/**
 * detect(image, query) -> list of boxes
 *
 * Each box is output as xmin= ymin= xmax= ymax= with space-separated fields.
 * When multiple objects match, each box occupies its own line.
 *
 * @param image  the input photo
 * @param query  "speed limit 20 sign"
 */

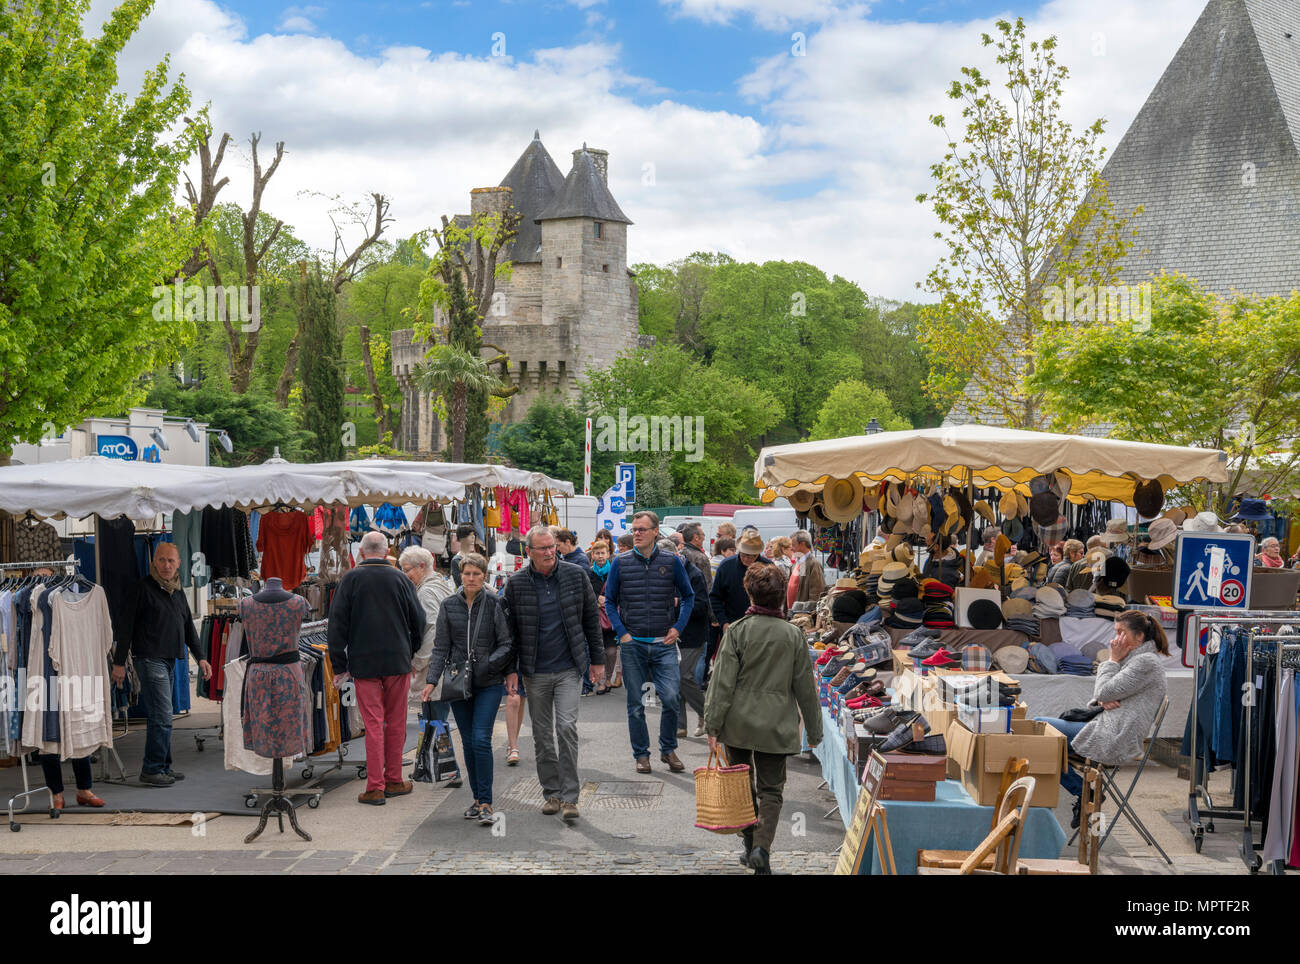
xmin=1172 ymin=532 xmax=1255 ymax=610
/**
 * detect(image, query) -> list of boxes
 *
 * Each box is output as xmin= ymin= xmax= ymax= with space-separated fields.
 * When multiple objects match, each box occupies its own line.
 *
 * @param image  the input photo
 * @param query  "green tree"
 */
xmin=142 ymin=377 xmax=309 ymax=466
xmin=499 ymin=392 xmax=616 ymax=487
xmin=810 ymin=380 xmax=911 ymax=441
xmin=1029 ymin=273 xmax=1300 ymax=512
xmin=862 ymin=300 xmax=945 ymax=428
xmin=297 ymin=265 xmax=345 ymax=461
xmin=632 ymin=251 xmax=732 ymax=355
xmin=915 ymin=16 xmax=1137 ymax=428
xmin=0 ymin=0 xmax=198 ymax=461
xmin=415 ymin=342 xmax=503 ymax=463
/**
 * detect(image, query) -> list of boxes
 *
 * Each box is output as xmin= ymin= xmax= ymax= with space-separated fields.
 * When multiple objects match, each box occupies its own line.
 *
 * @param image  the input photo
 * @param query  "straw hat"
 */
xmin=807 ymin=501 xmax=834 ymax=528
xmin=823 ymin=476 xmax=865 ymax=523
xmin=788 ymin=489 xmax=816 ymax=514
xmin=862 ymin=483 xmax=881 ymax=512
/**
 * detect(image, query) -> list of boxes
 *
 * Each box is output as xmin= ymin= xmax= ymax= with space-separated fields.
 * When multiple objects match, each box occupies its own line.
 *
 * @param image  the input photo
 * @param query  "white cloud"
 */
xmin=87 ymin=0 xmax=1206 ymax=302
xmin=277 ymin=5 xmax=325 ymax=33
xmin=659 ymin=0 xmax=871 ymax=30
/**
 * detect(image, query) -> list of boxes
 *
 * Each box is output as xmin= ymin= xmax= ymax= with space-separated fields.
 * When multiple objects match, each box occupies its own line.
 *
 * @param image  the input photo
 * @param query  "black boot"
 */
xmin=739 ymin=829 xmax=754 ymax=868
xmin=1070 ymin=796 xmax=1082 ymax=830
xmin=749 ymin=846 xmax=771 ymax=875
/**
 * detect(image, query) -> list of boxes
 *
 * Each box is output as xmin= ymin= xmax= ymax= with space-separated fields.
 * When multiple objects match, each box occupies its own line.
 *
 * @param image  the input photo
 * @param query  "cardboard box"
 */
xmin=946 ymin=719 xmax=1068 ymax=808
xmin=925 ymin=702 xmax=960 ymax=737
xmin=893 ymin=649 xmax=913 ymax=675
xmin=954 ymin=587 xmax=1003 ymax=629
xmin=957 ymin=700 xmax=1013 ymax=734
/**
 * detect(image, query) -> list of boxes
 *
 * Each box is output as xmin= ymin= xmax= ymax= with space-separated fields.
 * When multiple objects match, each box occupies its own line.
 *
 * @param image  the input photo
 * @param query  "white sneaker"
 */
xmin=694 ymin=723 xmax=706 ymax=737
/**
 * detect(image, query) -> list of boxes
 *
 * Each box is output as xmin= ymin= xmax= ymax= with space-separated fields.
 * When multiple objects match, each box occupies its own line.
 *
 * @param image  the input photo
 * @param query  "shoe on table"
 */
xmin=464 ymin=802 xmax=483 ymax=819
xmin=561 ymin=802 xmax=580 ymax=822
xmin=358 ymin=789 xmax=386 ymax=806
xmin=542 ymin=797 xmax=562 ymax=815
xmin=139 ymin=772 xmax=175 ymax=787
xmin=478 ymin=804 xmax=496 ymax=826
xmin=661 ymin=751 xmax=685 ymax=773
xmin=164 ymin=770 xmax=185 ymax=781
xmin=635 ymin=757 xmax=652 ymax=774
xmin=385 ymin=780 xmax=413 ymax=797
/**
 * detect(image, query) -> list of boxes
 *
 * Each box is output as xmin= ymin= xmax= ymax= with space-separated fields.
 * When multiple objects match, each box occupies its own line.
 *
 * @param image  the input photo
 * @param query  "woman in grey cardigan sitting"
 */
xmin=1036 ymin=609 xmax=1168 ymax=828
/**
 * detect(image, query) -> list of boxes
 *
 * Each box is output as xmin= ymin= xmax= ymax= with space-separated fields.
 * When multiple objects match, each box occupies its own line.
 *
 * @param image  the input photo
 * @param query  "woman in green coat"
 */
xmin=705 ymin=562 xmax=822 ymax=875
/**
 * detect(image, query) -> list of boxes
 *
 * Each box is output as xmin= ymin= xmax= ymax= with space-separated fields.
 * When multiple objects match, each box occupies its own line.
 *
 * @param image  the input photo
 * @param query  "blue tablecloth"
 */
xmin=812 ymin=706 xmax=1066 ymax=874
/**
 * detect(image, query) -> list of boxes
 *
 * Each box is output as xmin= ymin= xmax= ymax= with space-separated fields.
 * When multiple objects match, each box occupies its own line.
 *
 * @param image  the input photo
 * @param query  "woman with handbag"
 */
xmin=588 ymin=541 xmax=618 ymax=695
xmin=421 ymin=553 xmax=516 ymax=826
xmin=704 ymin=563 xmax=822 ymax=875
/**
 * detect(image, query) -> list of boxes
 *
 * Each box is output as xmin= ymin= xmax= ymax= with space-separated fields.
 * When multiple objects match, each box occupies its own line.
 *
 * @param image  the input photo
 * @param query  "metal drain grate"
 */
xmin=494 ymin=778 xmax=664 ymax=812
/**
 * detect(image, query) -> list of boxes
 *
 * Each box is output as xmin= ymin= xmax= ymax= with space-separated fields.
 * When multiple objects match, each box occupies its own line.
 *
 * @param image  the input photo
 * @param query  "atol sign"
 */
xmin=96 ymin=435 xmax=139 ymax=460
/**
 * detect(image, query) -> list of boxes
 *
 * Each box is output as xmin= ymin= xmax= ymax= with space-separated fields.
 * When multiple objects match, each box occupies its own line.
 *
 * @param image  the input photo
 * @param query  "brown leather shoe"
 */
xmin=635 ymin=757 xmax=652 ymax=774
xmin=661 ymin=751 xmax=685 ymax=773
xmin=358 ymin=789 xmax=387 ymax=805
xmin=561 ymin=802 xmax=580 ymax=822
xmin=384 ymin=780 xmax=413 ymax=797
xmin=542 ymin=797 xmax=562 ymax=815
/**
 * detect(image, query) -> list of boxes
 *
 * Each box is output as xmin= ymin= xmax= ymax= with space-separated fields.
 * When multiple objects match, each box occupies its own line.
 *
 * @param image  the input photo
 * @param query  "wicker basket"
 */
xmin=694 ymin=747 xmax=757 ymax=834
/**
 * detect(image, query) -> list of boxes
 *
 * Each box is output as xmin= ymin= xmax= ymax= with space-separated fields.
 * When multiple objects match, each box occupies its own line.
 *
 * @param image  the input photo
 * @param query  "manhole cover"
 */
xmin=592 ymin=782 xmax=662 ymax=798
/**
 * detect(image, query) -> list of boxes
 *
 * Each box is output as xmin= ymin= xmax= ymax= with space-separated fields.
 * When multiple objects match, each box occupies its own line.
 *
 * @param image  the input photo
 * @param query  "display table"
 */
xmin=885 ymin=627 xmax=1028 ymax=654
xmin=857 ymin=778 xmax=1067 ymax=875
xmin=811 ymin=705 xmax=858 ymax=822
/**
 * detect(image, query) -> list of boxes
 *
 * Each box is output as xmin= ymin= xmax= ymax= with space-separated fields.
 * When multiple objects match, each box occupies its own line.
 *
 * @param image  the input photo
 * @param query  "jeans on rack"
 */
xmin=137 ymin=657 xmax=174 ymax=776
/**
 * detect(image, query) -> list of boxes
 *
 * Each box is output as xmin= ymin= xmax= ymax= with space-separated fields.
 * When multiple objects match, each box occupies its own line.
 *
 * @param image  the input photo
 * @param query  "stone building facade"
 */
xmin=391 ymin=133 xmax=639 ymax=453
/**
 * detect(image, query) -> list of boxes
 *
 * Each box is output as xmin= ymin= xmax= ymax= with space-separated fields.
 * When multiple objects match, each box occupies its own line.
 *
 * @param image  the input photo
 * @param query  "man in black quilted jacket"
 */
xmin=502 ymin=526 xmax=603 ymax=822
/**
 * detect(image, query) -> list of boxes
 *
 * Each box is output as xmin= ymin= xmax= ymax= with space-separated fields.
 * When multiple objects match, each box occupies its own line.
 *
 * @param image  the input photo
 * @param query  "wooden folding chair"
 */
xmin=1018 ymin=766 xmax=1101 ymax=875
xmin=917 ymin=756 xmax=1028 ymax=871
xmin=917 ymin=776 xmax=1036 ymax=875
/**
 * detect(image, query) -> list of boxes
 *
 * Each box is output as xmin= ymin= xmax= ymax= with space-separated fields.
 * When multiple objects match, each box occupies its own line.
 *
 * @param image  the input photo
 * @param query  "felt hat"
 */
xmin=738 ymin=531 xmax=765 ymax=555
xmin=1133 ymin=479 xmax=1165 ymax=519
xmin=975 ymin=500 xmax=996 ymax=524
xmin=823 ymin=476 xmax=865 ymax=523
xmin=1030 ymin=490 xmax=1060 ymax=527
xmin=1001 ymin=517 xmax=1024 ymax=542
xmin=994 ymin=532 xmax=1014 ymax=566
xmin=1003 ymin=562 xmax=1026 ymax=583
xmin=967 ymin=598 xmax=1004 ymax=630
xmin=993 ymin=645 xmax=1029 ymax=674
xmin=928 ymin=491 xmax=947 ymax=532
xmin=1233 ymin=498 xmax=1272 ymax=522
xmin=1101 ymin=555 xmax=1131 ymax=589
xmin=1029 ymin=474 xmax=1054 ymax=495
xmin=1099 ymin=518 xmax=1129 ymax=544
xmin=940 ymin=494 xmax=961 ymax=536
xmin=788 ymin=489 xmax=816 ymax=514
xmin=970 ymin=568 xmax=997 ymax=590
xmin=1145 ymin=517 xmax=1178 ymax=551
xmin=807 ymin=501 xmax=834 ymax=529
xmin=949 ymin=489 xmax=973 ymax=525
xmin=1162 ymin=506 xmax=1188 ymax=527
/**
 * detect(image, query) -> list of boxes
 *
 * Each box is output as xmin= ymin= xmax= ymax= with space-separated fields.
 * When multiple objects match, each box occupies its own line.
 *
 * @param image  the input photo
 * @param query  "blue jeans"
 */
xmin=451 ymin=684 xmax=505 ymax=806
xmin=1036 ymin=716 xmax=1087 ymax=797
xmin=620 ymin=639 xmax=681 ymax=759
xmin=137 ymin=657 xmax=174 ymax=775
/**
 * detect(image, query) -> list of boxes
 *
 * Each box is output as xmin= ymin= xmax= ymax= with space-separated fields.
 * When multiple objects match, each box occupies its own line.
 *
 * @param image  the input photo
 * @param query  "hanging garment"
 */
xmin=48 ymin=585 xmax=114 ymax=760
xmin=317 ymin=506 xmax=352 ymax=582
xmin=222 ymin=658 xmax=294 ymax=775
xmin=238 ymin=594 xmax=312 ymax=758
xmin=172 ymin=510 xmax=205 ymax=588
xmin=256 ymin=511 xmax=314 ymax=591
xmin=374 ymin=502 xmax=407 ymax=533
xmin=96 ymin=516 xmax=140 ymax=651
xmin=14 ymin=517 xmax=60 ymax=563
xmin=1263 ymin=669 xmax=1297 ymax=864
xmin=349 ymin=506 xmax=371 ymax=538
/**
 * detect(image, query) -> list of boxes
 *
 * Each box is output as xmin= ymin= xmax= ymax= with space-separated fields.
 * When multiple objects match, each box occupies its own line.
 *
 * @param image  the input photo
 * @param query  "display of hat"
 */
xmin=967 ymin=598 xmax=1004 ymax=630
xmin=831 ymin=589 xmax=869 ymax=623
xmin=998 ymin=488 xmax=1021 ymax=518
xmin=891 ymin=576 xmax=920 ymax=600
xmin=993 ymin=645 xmax=1029 ymax=674
xmin=738 ymin=531 xmax=765 ymax=555
xmin=1100 ymin=518 xmax=1129 ymax=544
xmin=1093 ymin=594 xmax=1126 ymax=620
xmin=788 ymin=489 xmax=816 ymax=514
xmin=1145 ymin=517 xmax=1178 ymax=551
xmin=1162 ymin=507 xmax=1188 ymax=527
xmin=1029 ymin=491 xmax=1060 ymax=527
xmin=994 ymin=532 xmax=1014 ymax=566
xmin=893 ymin=597 xmax=925 ymax=624
xmin=1033 ymin=586 xmax=1067 ymax=617
xmin=962 ymin=645 xmax=992 ymax=671
xmin=1132 ymin=478 xmax=1165 ymax=518
xmin=823 ymin=476 xmax=866 ymax=523
xmin=939 ymin=494 xmax=961 ymax=536
xmin=949 ymin=489 xmax=973 ymax=524
xmin=1036 ymin=515 xmax=1067 ymax=545
xmin=975 ymin=500 xmax=995 ymax=524
xmin=970 ymin=568 xmax=997 ymax=590
xmin=1042 ymin=583 xmax=1068 ymax=605
xmin=1101 ymin=555 xmax=1131 ymax=589
xmin=1233 ymin=498 xmax=1272 ymax=522
xmin=1001 ymin=517 xmax=1024 ymax=542
xmin=1065 ymin=588 xmax=1096 ymax=612
xmin=1003 ymin=562 xmax=1026 ymax=582
xmin=1182 ymin=511 xmax=1223 ymax=532
xmin=1002 ymin=597 xmax=1033 ymax=620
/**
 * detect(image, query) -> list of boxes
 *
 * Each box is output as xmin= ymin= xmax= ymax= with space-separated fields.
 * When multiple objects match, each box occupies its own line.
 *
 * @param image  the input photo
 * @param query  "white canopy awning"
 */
xmin=306 ymin=458 xmax=575 ymax=497
xmin=755 ymin=425 xmax=1228 ymax=505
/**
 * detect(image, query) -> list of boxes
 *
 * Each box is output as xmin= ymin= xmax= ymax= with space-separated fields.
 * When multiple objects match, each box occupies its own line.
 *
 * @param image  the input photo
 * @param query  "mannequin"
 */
xmin=239 ymin=577 xmax=312 ymax=842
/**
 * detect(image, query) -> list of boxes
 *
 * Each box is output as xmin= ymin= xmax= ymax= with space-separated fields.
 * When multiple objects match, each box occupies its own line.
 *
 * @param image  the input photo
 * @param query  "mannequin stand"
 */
xmin=244 ymin=759 xmax=313 ymax=843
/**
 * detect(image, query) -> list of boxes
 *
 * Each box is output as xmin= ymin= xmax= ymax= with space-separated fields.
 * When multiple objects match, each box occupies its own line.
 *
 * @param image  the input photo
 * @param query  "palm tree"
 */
xmin=415 ymin=344 xmax=501 ymax=461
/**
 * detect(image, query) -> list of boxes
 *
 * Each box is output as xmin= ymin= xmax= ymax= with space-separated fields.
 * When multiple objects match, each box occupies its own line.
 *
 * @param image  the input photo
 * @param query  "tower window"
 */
xmin=556 ymin=256 xmax=563 ymax=269
xmin=558 ymin=360 xmax=567 ymax=379
xmin=594 ymin=221 xmax=603 ymax=239
xmin=602 ymin=264 xmax=609 ymax=273
xmin=519 ymin=361 xmax=528 ymax=380
xmin=539 ymin=360 xmax=548 ymax=379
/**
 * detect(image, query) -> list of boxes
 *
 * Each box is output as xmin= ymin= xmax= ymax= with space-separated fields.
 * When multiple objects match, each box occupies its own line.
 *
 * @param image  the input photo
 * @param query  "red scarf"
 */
xmin=745 ymin=603 xmax=785 ymax=618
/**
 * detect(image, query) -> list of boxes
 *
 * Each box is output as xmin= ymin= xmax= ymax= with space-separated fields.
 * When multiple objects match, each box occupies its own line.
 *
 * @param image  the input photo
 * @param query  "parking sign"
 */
xmin=1172 ymin=531 xmax=1255 ymax=610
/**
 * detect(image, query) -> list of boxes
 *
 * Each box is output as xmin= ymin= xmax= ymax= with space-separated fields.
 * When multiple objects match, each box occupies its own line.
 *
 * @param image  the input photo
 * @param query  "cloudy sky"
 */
xmin=91 ymin=0 xmax=1207 ymax=302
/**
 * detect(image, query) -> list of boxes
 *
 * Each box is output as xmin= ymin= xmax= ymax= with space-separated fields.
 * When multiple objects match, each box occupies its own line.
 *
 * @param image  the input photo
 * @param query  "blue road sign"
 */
xmin=1172 ymin=531 xmax=1255 ymax=609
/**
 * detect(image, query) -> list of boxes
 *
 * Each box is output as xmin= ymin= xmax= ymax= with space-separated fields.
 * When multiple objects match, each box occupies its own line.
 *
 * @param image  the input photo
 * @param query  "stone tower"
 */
xmin=391 ymin=133 xmax=639 ymax=452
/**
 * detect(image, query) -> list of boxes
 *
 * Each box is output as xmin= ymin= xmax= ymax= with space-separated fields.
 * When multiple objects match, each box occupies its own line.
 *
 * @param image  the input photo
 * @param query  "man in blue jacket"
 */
xmin=604 ymin=511 xmax=695 ymax=773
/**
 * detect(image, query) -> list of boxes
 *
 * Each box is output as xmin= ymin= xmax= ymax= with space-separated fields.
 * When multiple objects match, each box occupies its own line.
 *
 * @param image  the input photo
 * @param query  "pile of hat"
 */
xmin=884 ymin=573 xmax=923 ymax=629
xmin=1033 ymin=584 xmax=1067 ymax=619
xmin=1046 ymin=641 xmax=1092 ymax=676
xmin=1093 ymin=594 xmax=1125 ymax=620
xmin=1001 ymin=597 xmax=1039 ymax=638
xmin=1065 ymin=588 xmax=1096 ymax=618
xmin=920 ymin=579 xmax=955 ymax=629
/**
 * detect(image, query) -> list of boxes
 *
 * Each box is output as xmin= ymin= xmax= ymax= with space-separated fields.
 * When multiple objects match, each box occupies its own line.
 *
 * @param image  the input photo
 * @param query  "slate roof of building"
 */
xmin=497 ymin=132 xmax=566 ymax=263
xmin=535 ymin=148 xmax=632 ymax=225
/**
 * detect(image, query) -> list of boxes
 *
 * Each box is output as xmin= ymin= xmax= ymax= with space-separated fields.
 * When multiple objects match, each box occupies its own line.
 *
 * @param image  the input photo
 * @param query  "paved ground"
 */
xmin=0 ymin=686 xmax=1282 ymax=874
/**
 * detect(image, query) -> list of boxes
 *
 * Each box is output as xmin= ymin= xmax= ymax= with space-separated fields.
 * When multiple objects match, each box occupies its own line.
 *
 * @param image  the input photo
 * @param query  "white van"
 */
xmin=730 ymin=507 xmax=800 ymax=547
xmin=660 ymin=515 xmax=726 ymax=554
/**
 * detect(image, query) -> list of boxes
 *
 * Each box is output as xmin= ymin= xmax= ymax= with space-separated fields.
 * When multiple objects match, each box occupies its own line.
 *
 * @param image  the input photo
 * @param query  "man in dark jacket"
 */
xmin=680 ymin=522 xmax=713 ymax=591
xmin=110 ymin=543 xmax=212 ymax=786
xmin=502 ymin=526 xmax=603 ymax=821
xmin=604 ymin=512 xmax=696 ymax=773
xmin=328 ymin=532 xmax=426 ymax=805
xmin=675 ymin=542 xmax=711 ymax=739
xmin=709 ymin=529 xmax=774 ymax=634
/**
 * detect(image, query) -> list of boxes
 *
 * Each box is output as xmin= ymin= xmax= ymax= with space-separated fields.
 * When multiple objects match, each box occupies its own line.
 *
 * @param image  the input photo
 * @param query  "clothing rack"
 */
xmin=294 ymin=619 xmax=368 ymax=784
xmin=1185 ymin=610 xmax=1300 ymax=873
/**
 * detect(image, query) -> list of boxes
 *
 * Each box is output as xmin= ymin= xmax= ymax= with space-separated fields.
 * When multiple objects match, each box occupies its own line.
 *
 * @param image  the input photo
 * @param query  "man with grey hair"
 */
xmin=787 ymin=529 xmax=826 ymax=609
xmin=329 ymin=530 xmax=426 ymax=805
xmin=679 ymin=522 xmax=712 ymax=591
xmin=502 ymin=525 xmax=603 ymax=821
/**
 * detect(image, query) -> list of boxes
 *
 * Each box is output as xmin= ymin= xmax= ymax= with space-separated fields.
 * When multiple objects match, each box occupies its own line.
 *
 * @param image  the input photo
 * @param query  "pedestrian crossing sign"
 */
xmin=1172 ymin=531 xmax=1255 ymax=610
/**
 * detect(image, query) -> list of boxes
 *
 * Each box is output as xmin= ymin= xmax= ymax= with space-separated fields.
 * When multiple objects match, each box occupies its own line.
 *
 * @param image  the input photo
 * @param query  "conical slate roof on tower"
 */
xmin=1099 ymin=0 xmax=1300 ymax=298
xmin=498 ymin=131 xmax=566 ymax=263
xmin=536 ymin=148 xmax=632 ymax=224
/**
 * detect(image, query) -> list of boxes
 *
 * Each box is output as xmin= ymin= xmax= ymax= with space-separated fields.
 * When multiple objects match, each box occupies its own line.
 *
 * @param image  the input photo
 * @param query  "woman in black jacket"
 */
xmin=421 ymin=554 xmax=515 ymax=826
xmin=588 ymin=540 xmax=618 ymax=694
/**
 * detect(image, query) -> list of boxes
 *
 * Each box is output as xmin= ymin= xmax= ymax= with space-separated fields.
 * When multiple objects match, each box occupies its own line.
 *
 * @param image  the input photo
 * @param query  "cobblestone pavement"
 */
xmin=411 ymin=849 xmax=837 ymax=874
